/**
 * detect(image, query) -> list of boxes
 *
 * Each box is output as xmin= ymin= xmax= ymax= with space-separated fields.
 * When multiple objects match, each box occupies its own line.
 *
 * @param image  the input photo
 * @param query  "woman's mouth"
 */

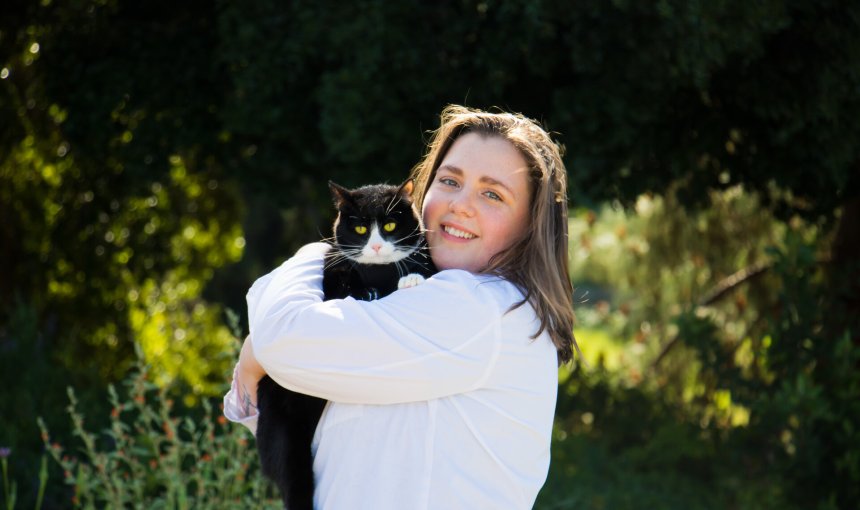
xmin=442 ymin=225 xmax=477 ymax=240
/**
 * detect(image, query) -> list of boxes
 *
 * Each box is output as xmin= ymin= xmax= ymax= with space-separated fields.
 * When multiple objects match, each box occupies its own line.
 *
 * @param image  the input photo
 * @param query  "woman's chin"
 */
xmin=430 ymin=250 xmax=484 ymax=273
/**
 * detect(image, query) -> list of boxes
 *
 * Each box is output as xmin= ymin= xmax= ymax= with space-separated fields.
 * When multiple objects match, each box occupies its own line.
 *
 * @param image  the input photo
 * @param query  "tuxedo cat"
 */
xmin=255 ymin=179 xmax=436 ymax=510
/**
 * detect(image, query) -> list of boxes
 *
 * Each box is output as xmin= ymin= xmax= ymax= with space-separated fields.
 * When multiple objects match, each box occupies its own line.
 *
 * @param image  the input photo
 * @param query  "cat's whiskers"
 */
xmin=384 ymin=194 xmax=405 ymax=216
xmin=391 ymin=227 xmax=423 ymax=245
xmin=323 ymin=257 xmax=351 ymax=270
xmin=395 ymin=260 xmax=408 ymax=278
xmin=400 ymin=254 xmax=425 ymax=268
xmin=326 ymin=253 xmax=360 ymax=266
xmin=323 ymin=246 xmax=365 ymax=268
xmin=330 ymin=242 xmax=365 ymax=252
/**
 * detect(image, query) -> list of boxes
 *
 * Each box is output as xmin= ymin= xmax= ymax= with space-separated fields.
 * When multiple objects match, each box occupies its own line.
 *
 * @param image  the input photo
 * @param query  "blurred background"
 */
xmin=2 ymin=0 xmax=859 ymax=508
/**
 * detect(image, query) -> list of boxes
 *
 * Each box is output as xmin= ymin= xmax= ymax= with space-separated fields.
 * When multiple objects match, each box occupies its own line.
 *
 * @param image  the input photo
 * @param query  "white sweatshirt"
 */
xmin=223 ymin=243 xmax=558 ymax=509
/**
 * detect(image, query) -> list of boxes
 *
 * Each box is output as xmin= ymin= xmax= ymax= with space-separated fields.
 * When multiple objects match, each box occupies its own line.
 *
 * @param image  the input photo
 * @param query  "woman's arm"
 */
xmin=222 ymin=336 xmax=265 ymax=433
xmin=237 ymin=335 xmax=265 ymax=413
xmin=248 ymin=244 xmax=504 ymax=405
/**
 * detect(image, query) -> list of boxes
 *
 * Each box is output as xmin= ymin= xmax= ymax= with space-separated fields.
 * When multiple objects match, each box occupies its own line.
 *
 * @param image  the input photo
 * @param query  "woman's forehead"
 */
xmin=438 ymin=134 xmax=529 ymax=187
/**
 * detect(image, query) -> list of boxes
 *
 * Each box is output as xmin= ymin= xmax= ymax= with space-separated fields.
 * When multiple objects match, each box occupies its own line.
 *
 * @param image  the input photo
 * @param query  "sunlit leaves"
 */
xmin=128 ymin=273 xmax=236 ymax=404
xmin=568 ymin=184 xmax=822 ymax=413
xmin=1 ymin=108 xmax=244 ymax=390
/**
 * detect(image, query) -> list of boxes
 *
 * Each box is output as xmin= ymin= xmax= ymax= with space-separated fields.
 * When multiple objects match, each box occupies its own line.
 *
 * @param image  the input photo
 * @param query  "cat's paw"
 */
xmin=398 ymin=274 xmax=426 ymax=289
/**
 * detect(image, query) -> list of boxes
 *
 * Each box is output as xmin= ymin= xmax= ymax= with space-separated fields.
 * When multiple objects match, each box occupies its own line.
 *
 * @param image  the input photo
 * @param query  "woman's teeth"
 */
xmin=444 ymin=226 xmax=476 ymax=239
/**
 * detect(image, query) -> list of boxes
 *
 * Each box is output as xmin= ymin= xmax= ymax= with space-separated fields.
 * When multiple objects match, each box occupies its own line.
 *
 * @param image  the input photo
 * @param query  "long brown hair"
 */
xmin=410 ymin=105 xmax=579 ymax=364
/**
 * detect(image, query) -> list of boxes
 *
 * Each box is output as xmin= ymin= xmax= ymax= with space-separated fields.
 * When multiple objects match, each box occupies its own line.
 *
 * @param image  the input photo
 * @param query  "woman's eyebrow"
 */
xmin=437 ymin=164 xmax=463 ymax=176
xmin=479 ymin=175 xmax=516 ymax=198
xmin=438 ymin=165 xmax=517 ymax=197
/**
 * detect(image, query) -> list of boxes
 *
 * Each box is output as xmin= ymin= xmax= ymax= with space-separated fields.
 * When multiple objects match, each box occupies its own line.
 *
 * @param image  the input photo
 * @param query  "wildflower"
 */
xmin=163 ymin=422 xmax=175 ymax=440
xmin=217 ymin=415 xmax=227 ymax=426
xmin=0 ymin=447 xmax=10 ymax=458
xmin=111 ymin=407 xmax=121 ymax=418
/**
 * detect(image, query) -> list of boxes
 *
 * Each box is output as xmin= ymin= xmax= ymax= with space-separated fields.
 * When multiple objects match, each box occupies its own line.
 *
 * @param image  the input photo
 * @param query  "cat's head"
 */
xmin=329 ymin=180 xmax=424 ymax=265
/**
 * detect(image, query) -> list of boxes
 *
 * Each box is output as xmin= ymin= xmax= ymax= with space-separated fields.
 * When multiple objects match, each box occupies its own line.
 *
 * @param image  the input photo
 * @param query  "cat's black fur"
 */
xmin=255 ymin=180 xmax=436 ymax=510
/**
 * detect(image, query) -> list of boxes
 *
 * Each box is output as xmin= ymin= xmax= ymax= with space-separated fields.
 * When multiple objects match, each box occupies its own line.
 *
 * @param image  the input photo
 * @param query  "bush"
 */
xmin=37 ymin=347 xmax=280 ymax=509
xmin=537 ymin=361 xmax=757 ymax=510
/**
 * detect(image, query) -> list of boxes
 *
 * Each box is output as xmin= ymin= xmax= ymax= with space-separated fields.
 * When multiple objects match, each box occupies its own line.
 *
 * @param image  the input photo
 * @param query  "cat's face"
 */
xmin=330 ymin=181 xmax=424 ymax=265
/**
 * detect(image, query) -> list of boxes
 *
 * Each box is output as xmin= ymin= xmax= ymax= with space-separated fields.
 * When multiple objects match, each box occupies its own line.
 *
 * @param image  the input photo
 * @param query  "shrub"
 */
xmin=37 ymin=348 xmax=280 ymax=509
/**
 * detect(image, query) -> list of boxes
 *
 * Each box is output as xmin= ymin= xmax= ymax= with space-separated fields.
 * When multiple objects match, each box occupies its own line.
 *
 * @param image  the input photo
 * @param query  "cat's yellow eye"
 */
xmin=383 ymin=222 xmax=396 ymax=232
xmin=355 ymin=225 xmax=367 ymax=235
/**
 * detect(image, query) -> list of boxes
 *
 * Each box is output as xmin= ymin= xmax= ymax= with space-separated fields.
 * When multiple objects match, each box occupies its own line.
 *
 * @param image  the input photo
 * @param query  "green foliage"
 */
xmin=0 ymin=132 xmax=245 ymax=406
xmin=0 ymin=450 xmax=46 ymax=510
xmin=37 ymin=349 xmax=281 ymax=509
xmin=0 ymin=298 xmax=87 ymax=510
xmin=555 ymin=186 xmax=860 ymax=508
xmin=215 ymin=0 xmax=860 ymax=215
xmin=1 ymin=0 xmax=246 ymax=389
xmin=569 ymin=185 xmax=798 ymax=404
xmin=537 ymin=364 xmax=736 ymax=510
xmin=711 ymin=240 xmax=860 ymax=508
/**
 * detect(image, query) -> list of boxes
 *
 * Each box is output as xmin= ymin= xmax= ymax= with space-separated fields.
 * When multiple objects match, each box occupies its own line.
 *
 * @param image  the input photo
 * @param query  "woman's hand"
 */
xmin=237 ymin=335 xmax=266 ymax=416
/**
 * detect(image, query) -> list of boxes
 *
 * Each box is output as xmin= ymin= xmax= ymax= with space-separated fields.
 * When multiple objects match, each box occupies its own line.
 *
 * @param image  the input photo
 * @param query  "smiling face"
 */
xmin=422 ymin=132 xmax=532 ymax=273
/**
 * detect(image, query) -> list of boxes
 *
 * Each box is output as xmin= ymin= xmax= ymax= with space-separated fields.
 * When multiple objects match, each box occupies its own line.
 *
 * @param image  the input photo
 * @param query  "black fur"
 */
xmin=255 ymin=180 xmax=436 ymax=509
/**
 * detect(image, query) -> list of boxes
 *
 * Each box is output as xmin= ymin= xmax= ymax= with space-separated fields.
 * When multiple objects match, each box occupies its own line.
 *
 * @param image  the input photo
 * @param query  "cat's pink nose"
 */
xmin=371 ymin=244 xmax=382 ymax=253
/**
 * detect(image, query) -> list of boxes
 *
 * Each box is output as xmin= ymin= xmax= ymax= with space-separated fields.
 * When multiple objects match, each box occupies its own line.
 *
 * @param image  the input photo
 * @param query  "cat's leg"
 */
xmin=398 ymin=274 xmax=426 ymax=289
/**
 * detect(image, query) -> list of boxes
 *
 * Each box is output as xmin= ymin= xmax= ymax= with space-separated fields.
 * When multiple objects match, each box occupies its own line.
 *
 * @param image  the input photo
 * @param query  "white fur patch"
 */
xmin=355 ymin=224 xmax=412 ymax=264
xmin=397 ymin=274 xmax=426 ymax=289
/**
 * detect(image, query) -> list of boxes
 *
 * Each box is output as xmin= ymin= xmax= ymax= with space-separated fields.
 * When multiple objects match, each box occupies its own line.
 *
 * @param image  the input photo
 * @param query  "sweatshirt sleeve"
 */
xmin=248 ymin=243 xmax=503 ymax=405
xmin=222 ymin=363 xmax=258 ymax=434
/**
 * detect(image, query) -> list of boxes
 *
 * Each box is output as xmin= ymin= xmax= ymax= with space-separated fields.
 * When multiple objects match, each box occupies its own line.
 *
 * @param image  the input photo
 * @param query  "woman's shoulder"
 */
xmin=428 ymin=269 xmax=526 ymax=308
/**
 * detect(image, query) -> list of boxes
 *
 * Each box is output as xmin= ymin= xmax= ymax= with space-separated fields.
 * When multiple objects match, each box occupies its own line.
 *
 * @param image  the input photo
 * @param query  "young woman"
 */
xmin=224 ymin=105 xmax=578 ymax=509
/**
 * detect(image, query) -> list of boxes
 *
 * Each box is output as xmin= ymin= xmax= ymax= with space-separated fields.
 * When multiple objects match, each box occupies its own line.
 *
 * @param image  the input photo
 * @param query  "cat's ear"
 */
xmin=397 ymin=179 xmax=414 ymax=198
xmin=329 ymin=181 xmax=353 ymax=206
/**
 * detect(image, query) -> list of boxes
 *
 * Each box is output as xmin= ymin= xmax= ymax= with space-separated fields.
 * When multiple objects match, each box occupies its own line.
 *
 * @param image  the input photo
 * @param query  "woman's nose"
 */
xmin=449 ymin=192 xmax=476 ymax=217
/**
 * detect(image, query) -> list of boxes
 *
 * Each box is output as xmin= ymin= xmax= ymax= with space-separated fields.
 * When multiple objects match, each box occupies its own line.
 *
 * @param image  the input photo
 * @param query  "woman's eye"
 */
xmin=484 ymin=190 xmax=502 ymax=201
xmin=383 ymin=222 xmax=396 ymax=232
xmin=355 ymin=225 xmax=367 ymax=235
xmin=439 ymin=177 xmax=458 ymax=187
